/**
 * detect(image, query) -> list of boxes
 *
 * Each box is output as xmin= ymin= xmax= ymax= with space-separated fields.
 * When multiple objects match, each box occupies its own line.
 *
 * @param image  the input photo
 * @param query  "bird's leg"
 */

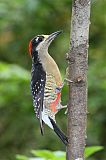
xmin=55 ymin=67 xmax=73 ymax=114
xmin=60 ymin=105 xmax=67 ymax=109
xmin=56 ymin=104 xmax=68 ymax=114
xmin=60 ymin=105 xmax=67 ymax=108
xmin=56 ymin=67 xmax=73 ymax=114
xmin=60 ymin=104 xmax=68 ymax=114
xmin=64 ymin=78 xmax=73 ymax=84
xmin=56 ymin=104 xmax=67 ymax=110
xmin=64 ymin=67 xmax=73 ymax=85
xmin=62 ymin=105 xmax=68 ymax=114
xmin=64 ymin=108 xmax=68 ymax=114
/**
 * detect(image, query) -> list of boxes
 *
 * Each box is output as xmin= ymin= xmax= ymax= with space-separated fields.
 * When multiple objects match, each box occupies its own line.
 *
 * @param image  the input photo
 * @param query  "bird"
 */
xmin=28 ymin=30 xmax=68 ymax=145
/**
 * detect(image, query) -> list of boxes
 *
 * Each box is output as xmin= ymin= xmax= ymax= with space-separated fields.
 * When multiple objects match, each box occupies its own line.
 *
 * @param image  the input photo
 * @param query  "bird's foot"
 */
xmin=56 ymin=104 xmax=67 ymax=110
xmin=57 ymin=105 xmax=68 ymax=115
xmin=64 ymin=108 xmax=68 ymax=114
xmin=64 ymin=78 xmax=73 ymax=84
xmin=60 ymin=105 xmax=67 ymax=109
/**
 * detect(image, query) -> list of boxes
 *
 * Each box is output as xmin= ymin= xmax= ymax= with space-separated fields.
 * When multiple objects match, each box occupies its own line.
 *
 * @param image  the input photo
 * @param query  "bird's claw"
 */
xmin=64 ymin=78 xmax=73 ymax=83
xmin=64 ymin=108 xmax=68 ymax=114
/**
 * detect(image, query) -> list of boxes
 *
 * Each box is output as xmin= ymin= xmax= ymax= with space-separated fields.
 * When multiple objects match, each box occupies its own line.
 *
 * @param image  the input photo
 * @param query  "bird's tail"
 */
xmin=49 ymin=117 xmax=68 ymax=145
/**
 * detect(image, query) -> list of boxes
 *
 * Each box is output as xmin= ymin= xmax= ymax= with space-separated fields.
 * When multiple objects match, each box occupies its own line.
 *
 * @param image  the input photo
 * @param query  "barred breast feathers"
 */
xmin=44 ymin=74 xmax=57 ymax=101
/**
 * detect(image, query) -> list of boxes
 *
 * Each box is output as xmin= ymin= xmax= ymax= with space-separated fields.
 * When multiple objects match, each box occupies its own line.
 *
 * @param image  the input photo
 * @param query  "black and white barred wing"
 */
xmin=31 ymin=64 xmax=46 ymax=134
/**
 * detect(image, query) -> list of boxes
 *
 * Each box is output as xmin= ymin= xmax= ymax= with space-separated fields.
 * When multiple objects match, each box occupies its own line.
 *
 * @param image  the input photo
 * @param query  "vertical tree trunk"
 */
xmin=66 ymin=0 xmax=91 ymax=160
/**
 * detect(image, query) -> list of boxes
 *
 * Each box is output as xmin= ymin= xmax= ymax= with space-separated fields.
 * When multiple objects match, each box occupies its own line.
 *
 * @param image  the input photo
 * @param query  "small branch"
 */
xmin=66 ymin=0 xmax=91 ymax=160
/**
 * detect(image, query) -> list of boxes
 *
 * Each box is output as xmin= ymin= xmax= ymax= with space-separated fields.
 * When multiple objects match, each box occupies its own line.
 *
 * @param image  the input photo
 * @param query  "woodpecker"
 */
xmin=29 ymin=31 xmax=68 ymax=145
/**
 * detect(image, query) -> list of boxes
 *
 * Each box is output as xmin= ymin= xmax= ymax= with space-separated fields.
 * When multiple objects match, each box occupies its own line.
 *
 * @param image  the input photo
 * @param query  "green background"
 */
xmin=0 ymin=0 xmax=106 ymax=159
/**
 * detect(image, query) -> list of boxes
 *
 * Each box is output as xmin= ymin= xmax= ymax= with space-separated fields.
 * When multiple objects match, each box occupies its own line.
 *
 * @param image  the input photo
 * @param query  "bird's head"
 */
xmin=28 ymin=30 xmax=62 ymax=56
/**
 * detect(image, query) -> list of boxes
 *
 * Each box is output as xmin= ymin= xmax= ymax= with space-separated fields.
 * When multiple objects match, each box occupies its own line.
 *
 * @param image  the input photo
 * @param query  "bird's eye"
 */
xmin=33 ymin=36 xmax=44 ymax=43
xmin=38 ymin=36 xmax=44 ymax=42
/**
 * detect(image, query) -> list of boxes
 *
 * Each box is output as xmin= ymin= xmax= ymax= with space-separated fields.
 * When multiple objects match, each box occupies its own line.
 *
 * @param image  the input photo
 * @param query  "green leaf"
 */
xmin=31 ymin=150 xmax=55 ymax=159
xmin=31 ymin=150 xmax=66 ymax=160
xmin=0 ymin=62 xmax=30 ymax=81
xmin=84 ymin=146 xmax=103 ymax=158
xmin=16 ymin=154 xmax=29 ymax=160
xmin=53 ymin=151 xmax=65 ymax=160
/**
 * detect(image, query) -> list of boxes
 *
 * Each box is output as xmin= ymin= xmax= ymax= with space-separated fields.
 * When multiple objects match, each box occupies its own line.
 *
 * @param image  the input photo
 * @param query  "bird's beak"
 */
xmin=45 ymin=30 xmax=62 ymax=45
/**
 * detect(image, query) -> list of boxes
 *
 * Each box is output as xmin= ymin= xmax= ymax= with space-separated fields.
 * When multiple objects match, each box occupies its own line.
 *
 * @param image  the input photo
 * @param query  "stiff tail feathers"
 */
xmin=49 ymin=117 xmax=68 ymax=145
xmin=39 ymin=100 xmax=44 ymax=135
xmin=40 ymin=120 xmax=44 ymax=135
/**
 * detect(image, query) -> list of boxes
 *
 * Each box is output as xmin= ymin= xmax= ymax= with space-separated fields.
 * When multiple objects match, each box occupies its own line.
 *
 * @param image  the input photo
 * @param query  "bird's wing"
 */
xmin=31 ymin=64 xmax=46 ymax=135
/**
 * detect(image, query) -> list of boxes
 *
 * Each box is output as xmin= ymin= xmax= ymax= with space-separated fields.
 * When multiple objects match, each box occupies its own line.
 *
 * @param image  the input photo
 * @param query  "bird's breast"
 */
xmin=44 ymin=73 xmax=61 ymax=114
xmin=38 ymin=52 xmax=62 ymax=86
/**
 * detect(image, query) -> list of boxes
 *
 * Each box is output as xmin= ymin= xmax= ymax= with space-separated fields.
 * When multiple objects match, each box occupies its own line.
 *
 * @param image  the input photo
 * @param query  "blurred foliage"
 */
xmin=16 ymin=146 xmax=103 ymax=160
xmin=0 ymin=0 xmax=106 ymax=160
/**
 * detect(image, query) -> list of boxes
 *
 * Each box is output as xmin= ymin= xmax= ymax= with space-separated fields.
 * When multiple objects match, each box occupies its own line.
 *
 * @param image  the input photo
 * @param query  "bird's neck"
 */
xmin=32 ymin=50 xmax=40 ymax=65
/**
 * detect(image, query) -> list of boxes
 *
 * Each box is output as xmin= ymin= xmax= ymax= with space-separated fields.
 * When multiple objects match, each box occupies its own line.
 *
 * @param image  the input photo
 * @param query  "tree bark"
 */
xmin=66 ymin=0 xmax=91 ymax=160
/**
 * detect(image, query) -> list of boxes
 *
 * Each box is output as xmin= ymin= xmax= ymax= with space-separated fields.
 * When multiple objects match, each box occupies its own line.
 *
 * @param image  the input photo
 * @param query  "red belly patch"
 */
xmin=50 ymin=92 xmax=61 ymax=113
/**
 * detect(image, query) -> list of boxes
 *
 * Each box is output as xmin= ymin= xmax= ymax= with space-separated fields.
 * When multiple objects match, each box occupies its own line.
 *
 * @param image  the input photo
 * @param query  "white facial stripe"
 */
xmin=36 ymin=37 xmax=39 ymax=41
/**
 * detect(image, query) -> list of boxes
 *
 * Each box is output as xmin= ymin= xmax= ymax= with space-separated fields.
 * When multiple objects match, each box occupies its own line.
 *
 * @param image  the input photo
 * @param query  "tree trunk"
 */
xmin=66 ymin=0 xmax=91 ymax=160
